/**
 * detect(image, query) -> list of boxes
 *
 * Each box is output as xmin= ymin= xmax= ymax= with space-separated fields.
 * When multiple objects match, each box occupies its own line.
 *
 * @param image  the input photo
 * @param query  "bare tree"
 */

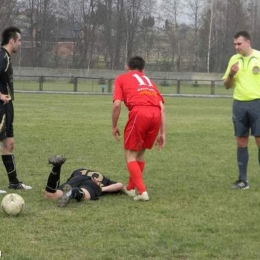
xmin=247 ymin=0 xmax=260 ymax=49
xmin=206 ymin=0 xmax=214 ymax=73
xmin=139 ymin=0 xmax=157 ymax=64
xmin=59 ymin=0 xmax=102 ymax=68
xmin=185 ymin=0 xmax=205 ymax=71
xmin=6 ymin=0 xmax=254 ymax=72
xmin=0 ymin=0 xmax=16 ymax=30
xmin=198 ymin=0 xmax=249 ymax=72
xmin=161 ymin=0 xmax=184 ymax=71
xmin=17 ymin=0 xmax=58 ymax=66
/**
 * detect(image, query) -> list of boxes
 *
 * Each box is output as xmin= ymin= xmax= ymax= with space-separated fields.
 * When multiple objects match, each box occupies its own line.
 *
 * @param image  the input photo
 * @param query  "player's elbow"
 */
xmin=113 ymin=100 xmax=121 ymax=108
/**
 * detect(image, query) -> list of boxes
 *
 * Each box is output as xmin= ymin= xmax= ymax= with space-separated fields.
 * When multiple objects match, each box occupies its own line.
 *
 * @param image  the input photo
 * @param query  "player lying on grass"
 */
xmin=44 ymin=155 xmax=123 ymax=207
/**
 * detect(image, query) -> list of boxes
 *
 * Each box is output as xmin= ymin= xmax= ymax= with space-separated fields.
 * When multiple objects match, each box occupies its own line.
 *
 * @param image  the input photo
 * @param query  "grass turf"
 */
xmin=0 ymin=94 xmax=259 ymax=260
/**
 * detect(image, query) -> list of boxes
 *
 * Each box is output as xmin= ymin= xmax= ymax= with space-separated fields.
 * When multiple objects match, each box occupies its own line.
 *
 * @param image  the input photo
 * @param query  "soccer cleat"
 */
xmin=8 ymin=182 xmax=32 ymax=190
xmin=122 ymin=186 xmax=136 ymax=197
xmin=0 ymin=189 xmax=7 ymax=194
xmin=133 ymin=191 xmax=149 ymax=201
xmin=48 ymin=155 xmax=67 ymax=166
xmin=232 ymin=180 xmax=249 ymax=189
xmin=57 ymin=184 xmax=71 ymax=207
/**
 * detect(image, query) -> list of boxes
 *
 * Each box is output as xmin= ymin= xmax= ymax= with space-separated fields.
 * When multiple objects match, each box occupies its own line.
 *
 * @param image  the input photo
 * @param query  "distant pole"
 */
xmin=18 ymin=44 xmax=22 ymax=78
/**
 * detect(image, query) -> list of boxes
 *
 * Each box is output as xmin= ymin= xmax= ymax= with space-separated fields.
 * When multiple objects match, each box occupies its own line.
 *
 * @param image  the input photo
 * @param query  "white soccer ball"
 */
xmin=1 ymin=193 xmax=25 ymax=216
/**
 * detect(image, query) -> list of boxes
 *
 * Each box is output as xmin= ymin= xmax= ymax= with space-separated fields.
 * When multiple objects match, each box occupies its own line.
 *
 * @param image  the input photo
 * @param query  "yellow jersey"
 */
xmin=222 ymin=49 xmax=260 ymax=101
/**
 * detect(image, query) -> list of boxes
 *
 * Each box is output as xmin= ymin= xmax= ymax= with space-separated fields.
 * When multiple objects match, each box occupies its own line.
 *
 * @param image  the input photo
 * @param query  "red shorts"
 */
xmin=124 ymin=106 xmax=161 ymax=151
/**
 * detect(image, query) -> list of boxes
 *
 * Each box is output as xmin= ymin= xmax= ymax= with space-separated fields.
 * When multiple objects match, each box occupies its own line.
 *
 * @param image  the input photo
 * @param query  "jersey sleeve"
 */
xmin=222 ymin=55 xmax=238 ymax=80
xmin=101 ymin=175 xmax=117 ymax=186
xmin=0 ymin=52 xmax=7 ymax=75
xmin=222 ymin=62 xmax=232 ymax=80
xmin=113 ymin=75 xmax=124 ymax=101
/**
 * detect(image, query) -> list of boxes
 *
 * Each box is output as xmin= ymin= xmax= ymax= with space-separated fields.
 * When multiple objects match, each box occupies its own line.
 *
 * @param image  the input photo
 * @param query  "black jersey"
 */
xmin=59 ymin=168 xmax=117 ymax=200
xmin=67 ymin=168 xmax=116 ymax=187
xmin=0 ymin=47 xmax=14 ymax=100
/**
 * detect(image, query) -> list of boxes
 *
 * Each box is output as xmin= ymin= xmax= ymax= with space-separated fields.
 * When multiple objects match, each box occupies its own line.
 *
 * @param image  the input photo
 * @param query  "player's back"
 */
xmin=114 ymin=70 xmax=162 ymax=110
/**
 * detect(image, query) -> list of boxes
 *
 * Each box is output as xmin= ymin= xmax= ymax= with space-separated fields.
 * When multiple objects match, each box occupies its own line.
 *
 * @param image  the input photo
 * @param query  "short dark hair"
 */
xmin=128 ymin=56 xmax=145 ymax=71
xmin=234 ymin=31 xmax=251 ymax=41
xmin=1 ymin=27 xmax=21 ymax=46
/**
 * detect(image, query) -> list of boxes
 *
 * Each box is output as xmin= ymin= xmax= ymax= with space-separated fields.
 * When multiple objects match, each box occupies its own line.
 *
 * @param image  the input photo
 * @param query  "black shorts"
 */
xmin=0 ymin=101 xmax=14 ymax=141
xmin=232 ymin=99 xmax=260 ymax=136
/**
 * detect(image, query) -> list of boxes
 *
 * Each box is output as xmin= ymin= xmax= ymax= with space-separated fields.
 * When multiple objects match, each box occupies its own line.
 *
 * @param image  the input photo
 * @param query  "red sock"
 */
xmin=137 ymin=161 xmax=145 ymax=172
xmin=127 ymin=161 xmax=146 ymax=194
xmin=126 ymin=175 xmax=135 ymax=190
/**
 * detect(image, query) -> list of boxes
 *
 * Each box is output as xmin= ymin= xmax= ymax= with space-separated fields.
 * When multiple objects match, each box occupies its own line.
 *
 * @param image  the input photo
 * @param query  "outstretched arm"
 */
xmin=101 ymin=182 xmax=123 ymax=193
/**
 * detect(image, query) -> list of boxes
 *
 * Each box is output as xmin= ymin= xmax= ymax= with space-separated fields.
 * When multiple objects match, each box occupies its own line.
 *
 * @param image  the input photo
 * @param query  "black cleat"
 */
xmin=57 ymin=184 xmax=71 ymax=207
xmin=232 ymin=180 xmax=249 ymax=189
xmin=8 ymin=182 xmax=32 ymax=190
xmin=48 ymin=155 xmax=67 ymax=166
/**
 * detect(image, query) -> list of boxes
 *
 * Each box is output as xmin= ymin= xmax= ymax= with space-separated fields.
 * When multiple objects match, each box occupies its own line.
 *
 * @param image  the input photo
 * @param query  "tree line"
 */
xmin=0 ymin=0 xmax=259 ymax=72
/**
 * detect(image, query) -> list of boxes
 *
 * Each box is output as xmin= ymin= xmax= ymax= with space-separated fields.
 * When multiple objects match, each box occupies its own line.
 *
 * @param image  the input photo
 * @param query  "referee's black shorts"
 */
xmin=232 ymin=99 xmax=260 ymax=136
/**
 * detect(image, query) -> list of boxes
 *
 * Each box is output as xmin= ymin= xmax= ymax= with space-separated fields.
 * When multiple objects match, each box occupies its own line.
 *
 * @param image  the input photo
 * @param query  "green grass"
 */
xmin=0 ymin=94 xmax=259 ymax=259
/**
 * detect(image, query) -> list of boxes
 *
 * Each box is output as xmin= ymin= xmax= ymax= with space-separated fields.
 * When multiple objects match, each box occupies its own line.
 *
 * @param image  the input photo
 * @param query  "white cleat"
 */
xmin=0 ymin=189 xmax=7 ymax=194
xmin=122 ymin=186 xmax=136 ymax=197
xmin=133 ymin=191 xmax=149 ymax=201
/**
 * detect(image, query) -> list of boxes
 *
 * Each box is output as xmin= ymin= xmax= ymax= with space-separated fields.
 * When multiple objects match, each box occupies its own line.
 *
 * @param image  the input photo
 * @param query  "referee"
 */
xmin=223 ymin=31 xmax=260 ymax=189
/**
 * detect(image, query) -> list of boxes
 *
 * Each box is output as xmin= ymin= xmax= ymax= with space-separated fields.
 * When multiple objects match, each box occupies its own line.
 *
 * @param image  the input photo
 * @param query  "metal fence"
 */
xmin=14 ymin=75 xmax=232 ymax=97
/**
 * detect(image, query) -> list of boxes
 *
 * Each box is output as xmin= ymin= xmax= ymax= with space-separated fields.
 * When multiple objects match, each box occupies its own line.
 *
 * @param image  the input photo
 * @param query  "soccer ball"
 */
xmin=1 ymin=193 xmax=25 ymax=216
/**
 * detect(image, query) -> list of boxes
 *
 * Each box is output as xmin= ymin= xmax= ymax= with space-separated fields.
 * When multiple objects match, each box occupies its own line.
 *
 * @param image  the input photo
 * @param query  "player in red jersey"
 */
xmin=112 ymin=56 xmax=166 ymax=201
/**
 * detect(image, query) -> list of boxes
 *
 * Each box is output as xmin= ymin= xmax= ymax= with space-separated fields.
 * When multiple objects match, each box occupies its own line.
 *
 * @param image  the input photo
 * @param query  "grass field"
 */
xmin=1 ymin=93 xmax=260 ymax=260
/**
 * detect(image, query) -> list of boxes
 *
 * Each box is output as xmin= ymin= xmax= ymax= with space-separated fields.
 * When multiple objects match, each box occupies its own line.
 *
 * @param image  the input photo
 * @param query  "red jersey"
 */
xmin=113 ymin=71 xmax=164 ymax=110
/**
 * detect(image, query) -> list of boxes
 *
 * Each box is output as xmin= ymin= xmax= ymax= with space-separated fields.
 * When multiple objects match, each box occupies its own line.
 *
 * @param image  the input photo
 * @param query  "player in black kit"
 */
xmin=0 ymin=27 xmax=32 ymax=194
xmin=44 ymin=155 xmax=124 ymax=207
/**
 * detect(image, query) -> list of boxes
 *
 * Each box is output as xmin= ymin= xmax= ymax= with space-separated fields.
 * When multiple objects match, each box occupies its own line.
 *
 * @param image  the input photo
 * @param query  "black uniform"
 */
xmin=58 ymin=168 xmax=117 ymax=200
xmin=0 ymin=47 xmax=14 ymax=141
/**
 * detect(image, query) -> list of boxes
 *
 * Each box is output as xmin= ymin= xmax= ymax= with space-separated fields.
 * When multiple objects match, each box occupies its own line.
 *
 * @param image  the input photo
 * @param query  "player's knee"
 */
xmin=72 ymin=187 xmax=85 ymax=202
xmin=44 ymin=190 xmax=62 ymax=200
xmin=44 ymin=191 xmax=55 ymax=200
xmin=236 ymin=136 xmax=248 ymax=147
xmin=9 ymin=141 xmax=15 ymax=152
xmin=2 ymin=140 xmax=15 ymax=153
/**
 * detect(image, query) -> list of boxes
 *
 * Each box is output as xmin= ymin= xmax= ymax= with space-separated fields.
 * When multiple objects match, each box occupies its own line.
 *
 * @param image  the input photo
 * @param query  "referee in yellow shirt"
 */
xmin=223 ymin=31 xmax=260 ymax=189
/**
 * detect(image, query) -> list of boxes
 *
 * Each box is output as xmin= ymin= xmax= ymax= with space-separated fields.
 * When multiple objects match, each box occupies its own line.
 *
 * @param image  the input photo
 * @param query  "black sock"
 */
xmin=237 ymin=147 xmax=248 ymax=182
xmin=69 ymin=187 xmax=84 ymax=201
xmin=2 ymin=154 xmax=19 ymax=184
xmin=45 ymin=165 xmax=61 ymax=193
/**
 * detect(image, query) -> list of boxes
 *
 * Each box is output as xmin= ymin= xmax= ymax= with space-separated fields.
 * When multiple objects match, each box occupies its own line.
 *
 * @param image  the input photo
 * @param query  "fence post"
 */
xmin=39 ymin=76 xmax=44 ymax=91
xmin=177 ymin=80 xmax=181 ymax=94
xmin=74 ymin=77 xmax=78 ymax=92
xmin=107 ymin=79 xmax=112 ymax=93
xmin=211 ymin=80 xmax=215 ymax=95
